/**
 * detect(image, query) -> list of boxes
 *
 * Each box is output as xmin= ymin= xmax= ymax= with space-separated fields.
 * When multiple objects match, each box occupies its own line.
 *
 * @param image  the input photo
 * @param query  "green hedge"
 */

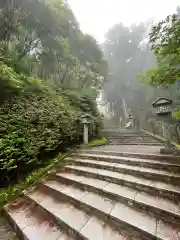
xmin=0 ymin=63 xmax=102 ymax=186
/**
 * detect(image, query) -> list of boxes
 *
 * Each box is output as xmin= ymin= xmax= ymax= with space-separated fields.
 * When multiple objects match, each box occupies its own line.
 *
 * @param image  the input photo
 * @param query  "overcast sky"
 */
xmin=68 ymin=0 xmax=180 ymax=42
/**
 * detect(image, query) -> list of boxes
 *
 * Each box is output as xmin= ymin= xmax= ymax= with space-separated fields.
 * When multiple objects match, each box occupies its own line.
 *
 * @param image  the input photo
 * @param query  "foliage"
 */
xmin=0 ymin=63 xmax=102 ymax=186
xmin=0 ymin=0 xmax=108 ymax=93
xmin=137 ymin=7 xmax=180 ymax=123
xmin=0 ymin=0 xmax=106 ymax=189
xmin=140 ymin=7 xmax=180 ymax=86
xmin=101 ymin=18 xmax=180 ymax=128
xmin=102 ymin=21 xmax=156 ymax=124
xmin=173 ymin=110 xmax=180 ymax=120
xmin=0 ymin=152 xmax=69 ymax=207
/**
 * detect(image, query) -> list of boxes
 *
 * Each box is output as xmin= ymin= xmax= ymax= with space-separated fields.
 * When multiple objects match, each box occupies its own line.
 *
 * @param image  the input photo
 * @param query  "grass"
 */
xmin=88 ymin=137 xmax=107 ymax=147
xmin=0 ymin=152 xmax=71 ymax=208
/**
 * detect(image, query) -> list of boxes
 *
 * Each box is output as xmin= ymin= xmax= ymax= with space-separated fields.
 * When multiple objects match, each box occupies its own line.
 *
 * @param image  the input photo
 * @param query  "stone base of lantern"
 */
xmin=80 ymin=144 xmax=90 ymax=149
xmin=160 ymin=148 xmax=174 ymax=154
xmin=160 ymin=145 xmax=179 ymax=155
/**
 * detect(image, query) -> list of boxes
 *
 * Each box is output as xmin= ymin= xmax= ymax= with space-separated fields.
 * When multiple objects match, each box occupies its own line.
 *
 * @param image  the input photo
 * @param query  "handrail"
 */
xmin=140 ymin=128 xmax=177 ymax=147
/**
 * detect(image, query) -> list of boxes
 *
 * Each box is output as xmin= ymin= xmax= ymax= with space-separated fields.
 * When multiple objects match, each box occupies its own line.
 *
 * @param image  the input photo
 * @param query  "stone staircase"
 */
xmin=103 ymin=130 xmax=164 ymax=146
xmin=2 ymin=147 xmax=180 ymax=239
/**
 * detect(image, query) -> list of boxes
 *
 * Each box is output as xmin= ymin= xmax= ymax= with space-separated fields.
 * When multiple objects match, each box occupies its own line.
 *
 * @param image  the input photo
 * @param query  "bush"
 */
xmin=0 ymin=64 xmax=102 ymax=186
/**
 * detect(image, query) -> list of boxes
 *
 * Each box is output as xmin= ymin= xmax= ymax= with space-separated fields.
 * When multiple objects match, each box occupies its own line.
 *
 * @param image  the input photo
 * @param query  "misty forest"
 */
xmin=102 ymin=7 xmax=180 ymax=134
xmin=0 ymin=0 xmax=180 ymax=228
xmin=0 ymin=0 xmax=180 ymax=240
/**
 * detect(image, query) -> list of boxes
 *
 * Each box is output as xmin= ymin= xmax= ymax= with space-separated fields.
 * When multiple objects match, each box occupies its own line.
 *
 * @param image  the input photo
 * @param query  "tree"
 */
xmin=102 ymin=22 xmax=155 ymax=125
xmin=0 ymin=0 xmax=108 ymax=94
xmin=140 ymin=7 xmax=180 ymax=86
xmin=138 ymin=7 xmax=180 ymax=123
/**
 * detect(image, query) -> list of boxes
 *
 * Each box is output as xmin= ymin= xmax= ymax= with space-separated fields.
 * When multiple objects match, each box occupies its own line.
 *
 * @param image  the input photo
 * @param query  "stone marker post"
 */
xmin=82 ymin=114 xmax=90 ymax=146
xmin=152 ymin=97 xmax=173 ymax=153
xmin=83 ymin=119 xmax=88 ymax=145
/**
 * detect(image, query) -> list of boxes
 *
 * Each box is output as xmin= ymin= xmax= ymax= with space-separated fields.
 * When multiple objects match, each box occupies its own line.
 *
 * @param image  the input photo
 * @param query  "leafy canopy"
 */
xmin=0 ymin=0 xmax=108 ymax=93
xmin=139 ymin=7 xmax=180 ymax=86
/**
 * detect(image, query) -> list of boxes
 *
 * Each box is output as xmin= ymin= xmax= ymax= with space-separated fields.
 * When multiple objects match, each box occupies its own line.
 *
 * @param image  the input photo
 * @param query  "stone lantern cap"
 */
xmin=152 ymin=97 xmax=173 ymax=108
xmin=81 ymin=113 xmax=91 ymax=124
xmin=152 ymin=97 xmax=173 ymax=116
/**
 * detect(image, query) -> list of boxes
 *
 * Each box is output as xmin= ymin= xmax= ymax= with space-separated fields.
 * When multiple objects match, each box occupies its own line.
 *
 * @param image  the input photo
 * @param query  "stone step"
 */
xmin=38 ymin=177 xmax=180 ymax=240
xmin=68 ymin=158 xmax=180 ymax=185
xmin=109 ymin=142 xmax=163 ymax=146
xmin=63 ymin=165 xmax=180 ymax=201
xmin=107 ymin=137 xmax=154 ymax=140
xmin=106 ymin=131 xmax=163 ymax=145
xmin=108 ymin=136 xmax=161 ymax=138
xmin=108 ymin=137 xmax=160 ymax=140
xmin=52 ymin=172 xmax=180 ymax=224
xmin=102 ymin=129 xmax=146 ymax=133
xmin=103 ymin=132 xmax=145 ymax=136
xmin=73 ymin=153 xmax=180 ymax=173
xmin=81 ymin=149 xmax=180 ymax=163
xmin=109 ymin=141 xmax=164 ymax=147
xmin=0 ymin=217 xmax=17 ymax=239
xmin=108 ymin=138 xmax=161 ymax=142
xmin=109 ymin=140 xmax=162 ymax=144
xmin=108 ymin=139 xmax=157 ymax=142
xmin=26 ymin=185 xmax=133 ymax=240
xmin=108 ymin=136 xmax=153 ymax=139
xmin=3 ymin=196 xmax=74 ymax=240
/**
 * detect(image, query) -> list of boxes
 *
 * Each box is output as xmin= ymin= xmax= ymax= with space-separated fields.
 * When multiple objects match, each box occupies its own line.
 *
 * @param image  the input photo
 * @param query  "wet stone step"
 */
xmin=109 ymin=138 xmax=160 ymax=140
xmin=108 ymin=140 xmax=161 ymax=142
xmin=68 ymin=159 xmax=180 ymax=184
xmin=26 ymin=187 xmax=132 ymax=240
xmin=109 ymin=142 xmax=162 ymax=145
xmin=109 ymin=141 xmax=158 ymax=142
xmin=54 ymin=172 xmax=180 ymax=220
xmin=109 ymin=137 xmax=160 ymax=139
xmin=109 ymin=143 xmax=163 ymax=145
xmin=41 ymin=179 xmax=180 ymax=240
xmin=71 ymin=158 xmax=180 ymax=176
xmin=81 ymin=150 xmax=180 ymax=163
xmin=0 ymin=217 xmax=17 ymax=239
xmin=108 ymin=138 xmax=161 ymax=141
xmin=75 ymin=153 xmax=180 ymax=168
xmin=71 ymin=154 xmax=180 ymax=173
xmin=109 ymin=142 xmax=162 ymax=144
xmin=76 ymin=154 xmax=158 ymax=163
xmin=4 ymin=196 xmax=73 ymax=240
xmin=4 ymin=143 xmax=180 ymax=240
xmin=64 ymin=165 xmax=180 ymax=200
xmin=109 ymin=140 xmax=163 ymax=143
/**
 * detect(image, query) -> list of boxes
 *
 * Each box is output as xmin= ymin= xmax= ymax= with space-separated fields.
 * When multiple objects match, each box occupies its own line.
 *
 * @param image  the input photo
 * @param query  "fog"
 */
xmin=69 ymin=0 xmax=180 ymax=129
xmin=68 ymin=0 xmax=179 ymax=42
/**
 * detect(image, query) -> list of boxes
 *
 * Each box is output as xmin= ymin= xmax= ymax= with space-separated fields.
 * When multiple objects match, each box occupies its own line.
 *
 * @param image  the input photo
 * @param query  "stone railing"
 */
xmin=141 ymin=120 xmax=180 ymax=144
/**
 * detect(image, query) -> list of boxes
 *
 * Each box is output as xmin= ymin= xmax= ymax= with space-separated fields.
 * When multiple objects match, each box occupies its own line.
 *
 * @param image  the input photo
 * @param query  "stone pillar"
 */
xmin=161 ymin=120 xmax=170 ymax=139
xmin=83 ymin=123 xmax=88 ymax=145
xmin=162 ymin=120 xmax=173 ymax=148
xmin=161 ymin=120 xmax=165 ymax=137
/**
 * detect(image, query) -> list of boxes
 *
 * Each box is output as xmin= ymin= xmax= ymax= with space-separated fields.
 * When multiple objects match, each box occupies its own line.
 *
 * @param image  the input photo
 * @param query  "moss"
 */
xmin=88 ymin=137 xmax=107 ymax=147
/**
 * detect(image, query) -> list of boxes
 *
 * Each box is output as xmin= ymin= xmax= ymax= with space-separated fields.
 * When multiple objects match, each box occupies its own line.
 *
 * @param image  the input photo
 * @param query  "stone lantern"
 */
xmin=152 ymin=97 xmax=173 ymax=150
xmin=81 ymin=113 xmax=90 ymax=145
xmin=152 ymin=98 xmax=173 ymax=116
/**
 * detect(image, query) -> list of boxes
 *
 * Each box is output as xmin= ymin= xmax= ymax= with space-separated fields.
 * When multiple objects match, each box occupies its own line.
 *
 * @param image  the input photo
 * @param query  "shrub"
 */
xmin=0 ymin=64 xmax=101 ymax=186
